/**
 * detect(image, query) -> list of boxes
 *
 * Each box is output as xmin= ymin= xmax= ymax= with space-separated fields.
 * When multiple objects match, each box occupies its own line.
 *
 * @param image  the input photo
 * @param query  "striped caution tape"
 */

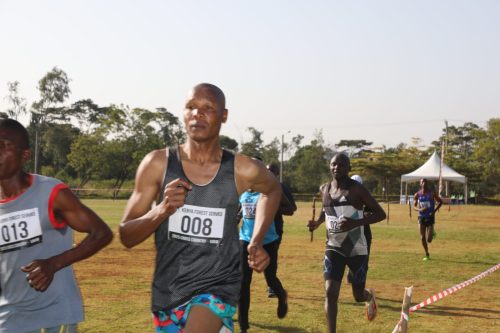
xmin=409 ymin=263 xmax=500 ymax=312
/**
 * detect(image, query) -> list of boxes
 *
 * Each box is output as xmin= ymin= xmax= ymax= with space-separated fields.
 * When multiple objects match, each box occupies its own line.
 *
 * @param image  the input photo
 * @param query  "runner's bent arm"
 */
xmin=432 ymin=192 xmax=443 ymax=214
xmin=351 ymin=185 xmax=386 ymax=226
xmin=21 ymin=188 xmax=113 ymax=292
xmin=119 ymin=150 xmax=192 ymax=248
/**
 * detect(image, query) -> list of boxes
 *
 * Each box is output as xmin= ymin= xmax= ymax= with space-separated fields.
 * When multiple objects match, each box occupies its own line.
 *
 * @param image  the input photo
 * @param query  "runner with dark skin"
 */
xmin=308 ymin=153 xmax=386 ymax=333
xmin=119 ymin=83 xmax=281 ymax=333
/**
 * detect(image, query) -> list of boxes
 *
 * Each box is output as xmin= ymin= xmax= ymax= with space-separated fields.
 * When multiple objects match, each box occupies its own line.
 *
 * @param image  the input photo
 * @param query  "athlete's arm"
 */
xmin=235 ymin=154 xmax=281 ymax=272
xmin=413 ymin=193 xmax=422 ymax=211
xmin=119 ymin=149 xmax=192 ymax=248
xmin=21 ymin=188 xmax=113 ymax=292
xmin=348 ymin=184 xmax=386 ymax=227
xmin=432 ymin=192 xmax=443 ymax=214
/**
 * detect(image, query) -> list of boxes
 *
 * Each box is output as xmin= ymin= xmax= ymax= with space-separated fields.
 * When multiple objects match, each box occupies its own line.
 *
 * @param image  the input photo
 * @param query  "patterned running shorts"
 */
xmin=153 ymin=293 xmax=236 ymax=333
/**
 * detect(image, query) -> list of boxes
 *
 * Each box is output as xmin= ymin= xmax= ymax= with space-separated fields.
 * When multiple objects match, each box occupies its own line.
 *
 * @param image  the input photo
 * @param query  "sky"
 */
xmin=1 ymin=0 xmax=499 ymax=150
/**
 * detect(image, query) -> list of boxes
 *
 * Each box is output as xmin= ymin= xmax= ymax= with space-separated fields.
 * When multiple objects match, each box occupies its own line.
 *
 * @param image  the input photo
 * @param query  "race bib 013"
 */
xmin=0 ymin=208 xmax=43 ymax=253
xmin=168 ymin=204 xmax=226 ymax=246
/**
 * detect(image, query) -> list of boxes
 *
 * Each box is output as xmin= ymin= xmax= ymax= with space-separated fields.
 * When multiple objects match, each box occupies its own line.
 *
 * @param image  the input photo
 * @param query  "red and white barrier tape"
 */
xmin=409 ymin=263 xmax=500 ymax=312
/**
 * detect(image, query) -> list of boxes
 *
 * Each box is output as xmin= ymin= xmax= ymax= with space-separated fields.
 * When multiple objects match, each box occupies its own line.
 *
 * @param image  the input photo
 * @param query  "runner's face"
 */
xmin=183 ymin=87 xmax=227 ymax=142
xmin=0 ymin=128 xmax=30 ymax=180
xmin=330 ymin=155 xmax=350 ymax=179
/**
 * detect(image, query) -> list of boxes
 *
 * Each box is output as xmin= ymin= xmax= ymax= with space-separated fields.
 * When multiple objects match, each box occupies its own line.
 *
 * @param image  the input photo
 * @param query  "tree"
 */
xmin=67 ymin=99 xmax=106 ymax=134
xmin=41 ymin=123 xmax=80 ymax=176
xmin=4 ymin=81 xmax=27 ymax=120
xmin=262 ymin=138 xmax=280 ymax=164
xmin=154 ymin=107 xmax=185 ymax=146
xmin=287 ymin=132 xmax=332 ymax=193
xmin=68 ymin=134 xmax=107 ymax=189
xmin=473 ymin=118 xmax=500 ymax=195
xmin=31 ymin=67 xmax=71 ymax=173
xmin=336 ymin=139 xmax=373 ymax=157
xmin=220 ymin=135 xmax=238 ymax=151
xmin=240 ymin=127 xmax=265 ymax=158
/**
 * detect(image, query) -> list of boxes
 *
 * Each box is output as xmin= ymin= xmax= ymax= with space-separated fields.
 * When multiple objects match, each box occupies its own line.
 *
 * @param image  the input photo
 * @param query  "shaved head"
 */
xmin=193 ymin=83 xmax=226 ymax=110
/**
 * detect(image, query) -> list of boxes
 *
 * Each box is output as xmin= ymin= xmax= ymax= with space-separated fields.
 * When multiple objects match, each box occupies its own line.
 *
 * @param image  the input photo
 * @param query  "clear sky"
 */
xmin=1 ymin=0 xmax=499 ymax=149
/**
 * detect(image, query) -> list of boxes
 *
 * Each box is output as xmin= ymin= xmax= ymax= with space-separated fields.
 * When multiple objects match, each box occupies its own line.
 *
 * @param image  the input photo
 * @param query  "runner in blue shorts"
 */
xmin=308 ymin=153 xmax=386 ymax=333
xmin=413 ymin=178 xmax=442 ymax=261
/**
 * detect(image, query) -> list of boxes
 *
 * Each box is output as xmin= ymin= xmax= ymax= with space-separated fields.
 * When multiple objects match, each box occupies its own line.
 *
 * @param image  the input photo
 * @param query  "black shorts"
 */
xmin=418 ymin=215 xmax=435 ymax=226
xmin=324 ymin=250 xmax=368 ymax=288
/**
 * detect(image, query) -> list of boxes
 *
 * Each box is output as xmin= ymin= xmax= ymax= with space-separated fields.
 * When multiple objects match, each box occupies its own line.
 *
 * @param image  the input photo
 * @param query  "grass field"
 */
xmin=74 ymin=200 xmax=500 ymax=333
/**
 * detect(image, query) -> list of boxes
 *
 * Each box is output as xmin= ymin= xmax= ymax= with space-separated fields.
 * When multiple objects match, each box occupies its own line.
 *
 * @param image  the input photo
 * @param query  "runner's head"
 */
xmin=183 ymin=83 xmax=228 ymax=143
xmin=420 ymin=178 xmax=429 ymax=190
xmin=0 ymin=118 xmax=31 ymax=179
xmin=330 ymin=153 xmax=351 ymax=180
xmin=266 ymin=163 xmax=280 ymax=178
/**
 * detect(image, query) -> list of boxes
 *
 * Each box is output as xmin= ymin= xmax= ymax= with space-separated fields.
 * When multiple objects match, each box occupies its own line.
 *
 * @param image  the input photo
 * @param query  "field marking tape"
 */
xmin=409 ymin=263 xmax=500 ymax=312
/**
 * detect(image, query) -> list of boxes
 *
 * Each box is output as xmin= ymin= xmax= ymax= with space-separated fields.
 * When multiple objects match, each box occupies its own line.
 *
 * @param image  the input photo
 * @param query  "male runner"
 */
xmin=119 ymin=83 xmax=281 ymax=333
xmin=0 ymin=118 xmax=113 ymax=333
xmin=413 ymin=178 xmax=442 ymax=261
xmin=308 ymin=153 xmax=386 ymax=333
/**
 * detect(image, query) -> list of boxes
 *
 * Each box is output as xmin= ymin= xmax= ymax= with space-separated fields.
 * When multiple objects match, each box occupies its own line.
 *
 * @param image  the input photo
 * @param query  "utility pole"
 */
xmin=280 ymin=131 xmax=291 ymax=182
xmin=444 ymin=120 xmax=449 ymax=156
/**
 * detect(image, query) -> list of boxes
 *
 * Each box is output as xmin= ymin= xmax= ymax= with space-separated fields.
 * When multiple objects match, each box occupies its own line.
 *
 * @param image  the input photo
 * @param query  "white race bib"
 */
xmin=241 ymin=202 xmax=256 ymax=219
xmin=0 ymin=208 xmax=42 ymax=253
xmin=326 ymin=214 xmax=343 ymax=234
xmin=168 ymin=204 xmax=226 ymax=246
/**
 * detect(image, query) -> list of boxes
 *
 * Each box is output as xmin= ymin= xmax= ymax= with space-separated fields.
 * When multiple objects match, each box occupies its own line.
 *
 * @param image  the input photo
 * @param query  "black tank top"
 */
xmin=152 ymin=147 xmax=241 ymax=311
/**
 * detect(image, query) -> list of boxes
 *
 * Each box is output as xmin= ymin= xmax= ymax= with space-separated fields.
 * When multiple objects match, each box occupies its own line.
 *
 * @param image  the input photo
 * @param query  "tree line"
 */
xmin=2 ymin=67 xmax=499 ymax=198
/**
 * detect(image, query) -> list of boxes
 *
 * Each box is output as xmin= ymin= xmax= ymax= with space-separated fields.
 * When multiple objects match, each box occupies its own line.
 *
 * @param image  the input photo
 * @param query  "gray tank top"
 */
xmin=322 ymin=182 xmax=367 ymax=257
xmin=0 ymin=175 xmax=84 ymax=333
xmin=152 ymin=147 xmax=241 ymax=312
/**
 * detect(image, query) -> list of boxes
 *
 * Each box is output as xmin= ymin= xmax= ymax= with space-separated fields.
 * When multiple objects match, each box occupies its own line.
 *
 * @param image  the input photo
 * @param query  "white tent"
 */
xmin=400 ymin=151 xmax=468 ymax=204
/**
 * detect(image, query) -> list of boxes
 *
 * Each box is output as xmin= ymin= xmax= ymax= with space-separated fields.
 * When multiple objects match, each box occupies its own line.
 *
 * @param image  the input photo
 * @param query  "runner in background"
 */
xmin=413 ymin=178 xmax=442 ymax=261
xmin=265 ymin=163 xmax=296 ymax=298
xmin=308 ymin=153 xmax=386 ymax=333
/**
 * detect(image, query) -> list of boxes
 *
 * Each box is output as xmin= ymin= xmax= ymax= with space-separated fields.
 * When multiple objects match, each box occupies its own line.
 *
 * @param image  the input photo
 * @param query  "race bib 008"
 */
xmin=0 ymin=208 xmax=43 ymax=253
xmin=168 ymin=204 xmax=225 ymax=246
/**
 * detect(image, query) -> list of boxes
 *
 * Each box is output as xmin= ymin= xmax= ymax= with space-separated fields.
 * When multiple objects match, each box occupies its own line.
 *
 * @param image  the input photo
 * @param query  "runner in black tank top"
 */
xmin=120 ymin=83 xmax=282 ymax=333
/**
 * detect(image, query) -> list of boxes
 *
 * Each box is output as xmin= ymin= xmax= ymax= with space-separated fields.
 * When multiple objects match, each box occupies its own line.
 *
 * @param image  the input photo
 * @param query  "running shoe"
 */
xmin=277 ymin=289 xmax=288 ymax=319
xmin=432 ymin=230 xmax=437 ymax=239
xmin=422 ymin=255 xmax=431 ymax=261
xmin=365 ymin=289 xmax=377 ymax=321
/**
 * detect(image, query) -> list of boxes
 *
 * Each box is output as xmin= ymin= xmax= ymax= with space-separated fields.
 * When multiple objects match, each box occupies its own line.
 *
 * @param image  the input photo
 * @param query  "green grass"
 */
xmin=75 ymin=200 xmax=500 ymax=332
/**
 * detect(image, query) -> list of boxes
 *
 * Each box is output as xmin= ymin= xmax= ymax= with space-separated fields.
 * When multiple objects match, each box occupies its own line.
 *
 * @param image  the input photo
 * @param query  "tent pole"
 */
xmin=465 ymin=180 xmax=468 ymax=205
xmin=405 ymin=183 xmax=408 ymax=204
xmin=400 ymin=180 xmax=403 ymax=204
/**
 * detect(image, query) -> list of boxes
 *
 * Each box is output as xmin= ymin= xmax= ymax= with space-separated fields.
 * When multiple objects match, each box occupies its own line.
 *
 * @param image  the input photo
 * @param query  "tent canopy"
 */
xmin=401 ymin=151 xmax=466 ymax=183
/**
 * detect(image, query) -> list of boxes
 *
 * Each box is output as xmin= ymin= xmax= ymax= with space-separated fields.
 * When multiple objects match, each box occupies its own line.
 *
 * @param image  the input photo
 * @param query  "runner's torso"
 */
xmin=152 ymin=147 xmax=241 ymax=311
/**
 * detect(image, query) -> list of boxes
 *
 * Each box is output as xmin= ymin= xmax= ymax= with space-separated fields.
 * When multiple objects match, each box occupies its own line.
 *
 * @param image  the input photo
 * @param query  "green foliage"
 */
xmin=4 ymin=69 xmax=500 ymax=196
xmin=473 ymin=118 xmax=500 ymax=195
xmin=287 ymin=138 xmax=331 ymax=193
xmin=4 ymin=81 xmax=27 ymax=120
xmin=240 ymin=127 xmax=264 ymax=158
xmin=220 ymin=135 xmax=238 ymax=151
xmin=41 ymin=123 xmax=80 ymax=176
xmin=68 ymin=134 xmax=107 ymax=188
